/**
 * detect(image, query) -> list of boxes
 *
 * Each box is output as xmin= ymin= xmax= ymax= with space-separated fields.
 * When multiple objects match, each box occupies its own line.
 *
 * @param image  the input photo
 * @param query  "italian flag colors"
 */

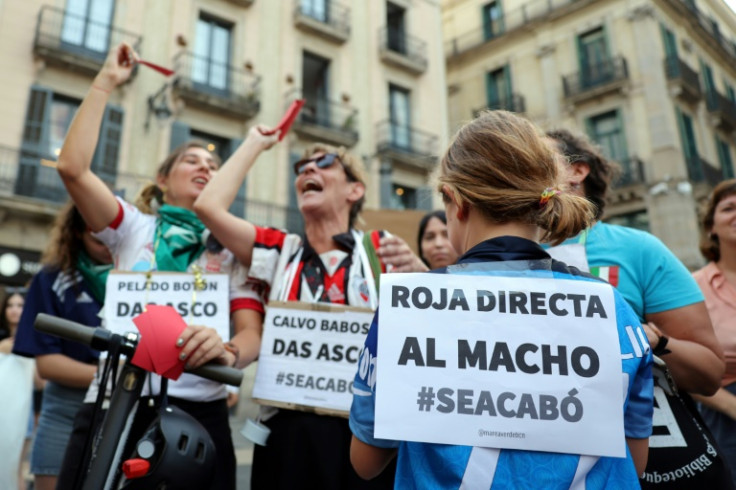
xmin=590 ymin=266 xmax=620 ymax=287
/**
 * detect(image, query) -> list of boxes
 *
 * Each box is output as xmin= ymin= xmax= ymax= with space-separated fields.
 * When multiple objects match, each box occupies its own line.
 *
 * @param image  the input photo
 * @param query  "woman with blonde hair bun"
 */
xmin=350 ymin=110 xmax=654 ymax=488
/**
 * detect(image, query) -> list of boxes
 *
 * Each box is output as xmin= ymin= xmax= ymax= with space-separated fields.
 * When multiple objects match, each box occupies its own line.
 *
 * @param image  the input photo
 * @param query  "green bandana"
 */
xmin=155 ymin=205 xmax=206 ymax=272
xmin=76 ymin=250 xmax=113 ymax=304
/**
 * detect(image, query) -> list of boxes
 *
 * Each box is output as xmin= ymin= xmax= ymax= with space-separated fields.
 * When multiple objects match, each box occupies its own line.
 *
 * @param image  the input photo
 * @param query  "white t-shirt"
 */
xmin=84 ymin=197 xmax=262 ymax=403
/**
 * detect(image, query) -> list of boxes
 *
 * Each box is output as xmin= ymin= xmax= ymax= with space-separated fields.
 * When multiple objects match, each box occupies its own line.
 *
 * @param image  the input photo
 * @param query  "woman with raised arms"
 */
xmin=54 ymin=42 xmax=265 ymax=490
xmin=194 ymin=132 xmax=425 ymax=487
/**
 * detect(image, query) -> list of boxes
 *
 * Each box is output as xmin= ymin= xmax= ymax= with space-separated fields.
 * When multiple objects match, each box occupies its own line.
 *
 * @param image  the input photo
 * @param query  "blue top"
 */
xmin=13 ymin=267 xmax=101 ymax=363
xmin=553 ymin=222 xmax=703 ymax=321
xmin=350 ymin=236 xmax=653 ymax=489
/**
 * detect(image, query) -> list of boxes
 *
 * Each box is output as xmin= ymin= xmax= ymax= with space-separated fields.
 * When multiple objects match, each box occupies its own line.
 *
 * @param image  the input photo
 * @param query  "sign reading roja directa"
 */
xmin=104 ymin=272 xmax=230 ymax=342
xmin=253 ymin=301 xmax=374 ymax=416
xmin=374 ymin=272 xmax=642 ymax=459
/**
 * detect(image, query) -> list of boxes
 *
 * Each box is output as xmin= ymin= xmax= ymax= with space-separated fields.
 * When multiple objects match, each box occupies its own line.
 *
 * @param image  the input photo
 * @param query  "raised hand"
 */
xmin=94 ymin=42 xmax=138 ymax=92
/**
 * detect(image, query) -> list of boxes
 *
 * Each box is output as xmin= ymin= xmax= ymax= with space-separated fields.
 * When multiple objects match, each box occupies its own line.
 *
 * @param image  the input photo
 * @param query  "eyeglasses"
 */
xmin=293 ymin=153 xmax=339 ymax=176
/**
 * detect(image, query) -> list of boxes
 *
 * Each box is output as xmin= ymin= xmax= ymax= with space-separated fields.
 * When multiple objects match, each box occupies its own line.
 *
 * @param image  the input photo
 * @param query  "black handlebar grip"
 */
xmin=35 ymin=313 xmax=97 ymax=346
xmin=188 ymin=363 xmax=243 ymax=387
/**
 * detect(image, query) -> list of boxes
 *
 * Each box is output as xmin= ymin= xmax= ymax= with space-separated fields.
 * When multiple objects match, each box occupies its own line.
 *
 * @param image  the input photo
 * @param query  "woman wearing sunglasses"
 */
xmin=194 ymin=126 xmax=425 ymax=489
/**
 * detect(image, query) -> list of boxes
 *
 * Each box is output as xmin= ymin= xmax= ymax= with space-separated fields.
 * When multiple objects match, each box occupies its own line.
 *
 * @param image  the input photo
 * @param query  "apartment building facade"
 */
xmin=0 ymin=0 xmax=447 ymax=288
xmin=443 ymin=0 xmax=736 ymax=268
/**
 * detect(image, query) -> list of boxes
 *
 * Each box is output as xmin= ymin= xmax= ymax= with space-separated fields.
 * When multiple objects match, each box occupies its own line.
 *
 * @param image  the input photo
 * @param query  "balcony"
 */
xmin=686 ymin=155 xmax=723 ymax=186
xmin=445 ymin=0 xmax=594 ymax=61
xmin=663 ymin=55 xmax=701 ymax=104
xmin=375 ymin=120 xmax=437 ymax=170
xmin=613 ymin=157 xmax=646 ymax=187
xmin=706 ymin=90 xmax=736 ymax=133
xmin=379 ymin=27 xmax=427 ymax=75
xmin=287 ymin=90 xmax=359 ymax=147
xmin=33 ymin=5 xmax=142 ymax=78
xmin=224 ymin=0 xmax=254 ymax=6
xmin=562 ymin=56 xmax=629 ymax=104
xmin=172 ymin=52 xmax=261 ymax=120
xmin=293 ymin=0 xmax=350 ymax=44
xmin=472 ymin=94 xmax=526 ymax=117
xmin=662 ymin=0 xmax=736 ymax=68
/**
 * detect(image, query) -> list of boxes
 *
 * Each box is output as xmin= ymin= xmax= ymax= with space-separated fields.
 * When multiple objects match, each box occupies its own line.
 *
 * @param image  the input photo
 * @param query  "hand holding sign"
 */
xmin=260 ymin=99 xmax=306 ymax=141
xmin=131 ymin=305 xmax=187 ymax=380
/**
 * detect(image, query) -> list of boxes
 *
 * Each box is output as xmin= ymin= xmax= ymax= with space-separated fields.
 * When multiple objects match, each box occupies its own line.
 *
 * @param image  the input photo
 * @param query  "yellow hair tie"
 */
xmin=539 ymin=187 xmax=560 ymax=206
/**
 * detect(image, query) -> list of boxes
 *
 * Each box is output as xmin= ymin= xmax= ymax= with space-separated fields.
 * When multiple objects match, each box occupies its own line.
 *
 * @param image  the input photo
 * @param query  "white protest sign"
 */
xmin=104 ymin=272 xmax=230 ymax=341
xmin=253 ymin=301 xmax=374 ymax=415
xmin=375 ymin=273 xmax=626 ymax=458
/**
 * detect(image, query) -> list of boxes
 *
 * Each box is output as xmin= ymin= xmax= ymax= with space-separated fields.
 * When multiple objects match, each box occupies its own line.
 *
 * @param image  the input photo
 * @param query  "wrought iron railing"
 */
xmin=375 ymin=120 xmax=437 ymax=160
xmin=173 ymin=51 xmax=261 ymax=115
xmin=379 ymin=27 xmax=428 ymax=69
xmin=705 ymin=90 xmax=736 ymax=129
xmin=562 ymin=56 xmax=629 ymax=99
xmin=286 ymin=89 xmax=358 ymax=142
xmin=34 ymin=5 xmax=142 ymax=66
xmin=472 ymin=94 xmax=526 ymax=116
xmin=663 ymin=55 xmax=701 ymax=98
xmin=686 ymin=155 xmax=723 ymax=186
xmin=614 ymin=157 xmax=646 ymax=187
xmin=445 ymin=0 xmax=585 ymax=58
xmin=664 ymin=0 xmax=736 ymax=66
xmin=293 ymin=0 xmax=350 ymax=38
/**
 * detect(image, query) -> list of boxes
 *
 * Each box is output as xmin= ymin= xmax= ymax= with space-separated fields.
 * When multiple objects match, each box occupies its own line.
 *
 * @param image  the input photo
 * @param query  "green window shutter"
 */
xmin=169 ymin=121 xmax=191 ymax=151
xmin=716 ymin=138 xmax=734 ymax=179
xmin=21 ymin=86 xmax=53 ymax=153
xmin=725 ymin=82 xmax=736 ymax=104
xmin=17 ymin=86 xmax=53 ymax=199
xmin=92 ymin=105 xmax=124 ymax=188
xmin=503 ymin=65 xmax=512 ymax=102
xmin=659 ymin=24 xmax=678 ymax=59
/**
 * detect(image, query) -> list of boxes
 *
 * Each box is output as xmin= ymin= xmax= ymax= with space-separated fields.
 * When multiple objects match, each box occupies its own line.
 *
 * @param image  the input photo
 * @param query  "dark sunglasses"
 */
xmin=293 ymin=153 xmax=340 ymax=176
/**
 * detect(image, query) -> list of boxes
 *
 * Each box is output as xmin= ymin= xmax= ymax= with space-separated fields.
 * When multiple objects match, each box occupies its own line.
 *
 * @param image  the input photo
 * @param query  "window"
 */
xmin=675 ymin=108 xmax=701 ymax=180
xmin=587 ymin=110 xmax=627 ymax=162
xmin=391 ymin=184 xmax=417 ymax=210
xmin=61 ymin=0 xmax=114 ymax=55
xmin=18 ymin=87 xmax=122 ymax=202
xmin=699 ymin=60 xmax=716 ymax=96
xmin=577 ymin=27 xmax=610 ymax=87
xmin=301 ymin=0 xmax=328 ymax=23
xmin=486 ymin=66 xmax=511 ymax=110
xmin=192 ymin=15 xmax=232 ymax=93
xmin=482 ymin=1 xmax=503 ymax=41
xmin=716 ymin=138 xmax=734 ymax=180
xmin=724 ymin=82 xmax=736 ymax=104
xmin=389 ymin=84 xmax=411 ymax=150
xmin=660 ymin=24 xmax=677 ymax=59
xmin=386 ymin=2 xmax=406 ymax=54
xmin=302 ymin=51 xmax=331 ymax=127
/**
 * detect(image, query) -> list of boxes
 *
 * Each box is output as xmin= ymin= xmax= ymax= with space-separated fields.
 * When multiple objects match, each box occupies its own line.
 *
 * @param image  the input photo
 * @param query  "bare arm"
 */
xmin=228 ymin=308 xmax=264 ymax=369
xmin=36 ymin=354 xmax=97 ymax=388
xmin=350 ymin=436 xmax=397 ymax=480
xmin=646 ymin=303 xmax=725 ymax=395
xmin=626 ymin=437 xmax=649 ymax=477
xmin=692 ymin=388 xmax=736 ymax=420
xmin=56 ymin=42 xmax=137 ymax=231
xmin=193 ymin=126 xmax=279 ymax=267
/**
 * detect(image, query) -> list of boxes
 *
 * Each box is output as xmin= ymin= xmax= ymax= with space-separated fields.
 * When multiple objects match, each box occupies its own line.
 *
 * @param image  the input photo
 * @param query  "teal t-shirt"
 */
xmin=550 ymin=222 xmax=703 ymax=322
